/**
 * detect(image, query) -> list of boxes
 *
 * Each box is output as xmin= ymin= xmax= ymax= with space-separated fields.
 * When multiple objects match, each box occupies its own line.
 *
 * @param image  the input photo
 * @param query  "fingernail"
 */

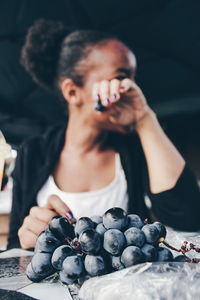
xmin=103 ymin=98 xmax=110 ymax=106
xmin=65 ymin=211 xmax=76 ymax=224
xmin=95 ymin=94 xmax=100 ymax=101
xmin=65 ymin=211 xmax=74 ymax=221
xmin=111 ymin=94 xmax=117 ymax=100
xmin=120 ymin=86 xmax=125 ymax=91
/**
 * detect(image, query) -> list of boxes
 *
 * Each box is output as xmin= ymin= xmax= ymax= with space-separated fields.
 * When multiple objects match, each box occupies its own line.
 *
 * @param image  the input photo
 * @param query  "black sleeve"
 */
xmin=7 ymin=147 xmax=24 ymax=249
xmin=146 ymin=165 xmax=200 ymax=231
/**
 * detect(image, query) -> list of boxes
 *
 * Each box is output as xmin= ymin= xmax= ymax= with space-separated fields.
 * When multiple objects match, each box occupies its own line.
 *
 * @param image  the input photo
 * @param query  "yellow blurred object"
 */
xmin=0 ymin=131 xmax=11 ymax=190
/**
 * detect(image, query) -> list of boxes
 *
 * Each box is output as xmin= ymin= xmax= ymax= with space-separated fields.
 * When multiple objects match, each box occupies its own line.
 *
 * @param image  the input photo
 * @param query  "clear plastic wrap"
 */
xmin=79 ymin=228 xmax=200 ymax=300
xmin=79 ymin=262 xmax=200 ymax=300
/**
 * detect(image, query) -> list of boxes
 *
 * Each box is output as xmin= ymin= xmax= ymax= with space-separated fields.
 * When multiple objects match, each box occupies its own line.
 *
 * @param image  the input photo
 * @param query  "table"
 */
xmin=1 ymin=228 xmax=200 ymax=300
xmin=0 ymin=249 xmax=74 ymax=300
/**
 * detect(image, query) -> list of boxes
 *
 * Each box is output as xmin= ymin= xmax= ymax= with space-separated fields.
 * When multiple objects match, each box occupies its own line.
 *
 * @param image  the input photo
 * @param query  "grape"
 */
xmin=35 ymin=230 xmax=62 ymax=253
xmin=103 ymin=229 xmax=126 ymax=256
xmin=142 ymin=224 xmax=160 ymax=243
xmin=96 ymin=223 xmax=107 ymax=236
xmin=49 ymin=216 xmax=75 ymax=240
xmin=71 ymin=237 xmax=81 ymax=251
xmin=84 ymin=255 xmax=106 ymax=276
xmin=127 ymin=214 xmax=143 ymax=229
xmin=74 ymin=217 xmax=95 ymax=237
xmin=174 ymin=255 xmax=190 ymax=262
xmin=26 ymin=208 xmax=178 ymax=285
xmin=59 ymin=270 xmax=76 ymax=285
xmin=124 ymin=227 xmax=146 ymax=248
xmin=99 ymin=249 xmax=113 ymax=273
xmin=31 ymin=252 xmax=55 ymax=276
xmin=26 ymin=263 xmax=47 ymax=282
xmin=157 ymin=247 xmax=173 ymax=262
xmin=79 ymin=229 xmax=101 ymax=254
xmin=90 ymin=215 xmax=103 ymax=226
xmin=110 ymin=255 xmax=125 ymax=271
xmin=121 ymin=246 xmax=144 ymax=267
xmin=141 ymin=244 xmax=158 ymax=262
xmin=51 ymin=245 xmax=73 ymax=270
xmin=153 ymin=222 xmax=167 ymax=239
xmin=103 ymin=207 xmax=128 ymax=230
xmin=62 ymin=255 xmax=85 ymax=279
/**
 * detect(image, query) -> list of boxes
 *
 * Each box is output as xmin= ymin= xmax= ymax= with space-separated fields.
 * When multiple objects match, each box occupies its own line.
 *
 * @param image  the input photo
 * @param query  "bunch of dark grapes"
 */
xmin=26 ymin=207 xmax=188 ymax=285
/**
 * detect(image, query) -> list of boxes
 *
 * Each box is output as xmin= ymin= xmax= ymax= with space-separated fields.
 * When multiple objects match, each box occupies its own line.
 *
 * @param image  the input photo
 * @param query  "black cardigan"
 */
xmin=7 ymin=123 xmax=200 ymax=249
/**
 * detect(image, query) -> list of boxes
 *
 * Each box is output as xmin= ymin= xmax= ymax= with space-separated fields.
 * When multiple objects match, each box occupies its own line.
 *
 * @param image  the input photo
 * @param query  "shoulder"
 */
xmin=13 ymin=122 xmax=66 ymax=180
xmin=21 ymin=122 xmax=66 ymax=150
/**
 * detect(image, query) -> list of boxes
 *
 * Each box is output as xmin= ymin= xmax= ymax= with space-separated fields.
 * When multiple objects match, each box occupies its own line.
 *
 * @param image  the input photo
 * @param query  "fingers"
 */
xmin=120 ymin=78 xmax=135 ymax=92
xmin=23 ymin=215 xmax=48 ymax=235
xmin=92 ymin=79 xmax=120 ymax=107
xmin=29 ymin=206 xmax=57 ymax=223
xmin=110 ymin=79 xmax=120 ymax=103
xmin=45 ymin=194 xmax=70 ymax=217
xmin=18 ymin=195 xmax=72 ymax=249
xmin=92 ymin=82 xmax=100 ymax=102
xmin=18 ymin=204 xmax=58 ymax=249
xmin=120 ymin=78 xmax=142 ymax=96
xmin=93 ymin=78 xmax=136 ymax=108
xmin=99 ymin=80 xmax=110 ymax=106
xmin=18 ymin=227 xmax=38 ymax=249
xmin=92 ymin=80 xmax=109 ymax=107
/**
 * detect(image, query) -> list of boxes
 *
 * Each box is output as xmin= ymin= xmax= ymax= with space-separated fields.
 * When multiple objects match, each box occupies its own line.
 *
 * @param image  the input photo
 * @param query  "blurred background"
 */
xmin=1 ymin=0 xmax=200 ymax=174
xmin=0 ymin=0 xmax=200 ymax=244
xmin=0 ymin=0 xmax=200 ymax=178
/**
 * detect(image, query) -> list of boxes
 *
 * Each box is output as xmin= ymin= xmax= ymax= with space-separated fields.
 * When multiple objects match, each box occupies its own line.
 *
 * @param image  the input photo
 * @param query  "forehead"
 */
xmin=87 ymin=40 xmax=136 ymax=79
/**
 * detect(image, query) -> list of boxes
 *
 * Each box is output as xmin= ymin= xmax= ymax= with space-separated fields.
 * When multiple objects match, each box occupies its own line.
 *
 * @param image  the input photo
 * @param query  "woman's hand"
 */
xmin=18 ymin=195 xmax=70 ymax=249
xmin=93 ymin=78 xmax=150 ymax=128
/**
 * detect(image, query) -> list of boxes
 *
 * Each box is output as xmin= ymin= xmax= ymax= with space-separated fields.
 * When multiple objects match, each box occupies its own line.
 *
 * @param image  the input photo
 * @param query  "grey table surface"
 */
xmin=0 ymin=249 xmax=74 ymax=300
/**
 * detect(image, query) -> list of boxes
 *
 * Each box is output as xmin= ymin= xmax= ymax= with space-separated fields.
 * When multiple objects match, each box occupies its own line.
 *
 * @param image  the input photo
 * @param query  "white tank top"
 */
xmin=37 ymin=154 xmax=128 ymax=219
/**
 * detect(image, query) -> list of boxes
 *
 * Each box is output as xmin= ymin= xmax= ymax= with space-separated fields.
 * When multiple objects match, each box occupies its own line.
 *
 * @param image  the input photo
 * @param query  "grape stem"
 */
xmin=64 ymin=237 xmax=82 ymax=253
xmin=160 ymin=239 xmax=200 ymax=263
xmin=162 ymin=240 xmax=186 ymax=254
xmin=189 ymin=243 xmax=200 ymax=253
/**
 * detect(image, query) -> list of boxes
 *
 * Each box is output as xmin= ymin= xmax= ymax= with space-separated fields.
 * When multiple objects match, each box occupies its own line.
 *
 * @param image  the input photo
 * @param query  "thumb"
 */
xmin=45 ymin=194 xmax=70 ymax=217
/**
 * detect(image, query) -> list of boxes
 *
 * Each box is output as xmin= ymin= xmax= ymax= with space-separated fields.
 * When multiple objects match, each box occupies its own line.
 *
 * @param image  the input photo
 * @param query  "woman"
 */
xmin=8 ymin=20 xmax=200 ymax=249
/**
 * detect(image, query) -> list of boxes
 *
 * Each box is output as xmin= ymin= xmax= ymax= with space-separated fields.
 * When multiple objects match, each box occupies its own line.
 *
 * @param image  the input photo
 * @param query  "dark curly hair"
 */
xmin=21 ymin=19 xmax=117 ymax=92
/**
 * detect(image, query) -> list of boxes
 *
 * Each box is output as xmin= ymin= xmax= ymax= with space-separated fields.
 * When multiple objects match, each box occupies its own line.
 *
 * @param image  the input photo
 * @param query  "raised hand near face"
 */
xmin=93 ymin=78 xmax=150 ymax=128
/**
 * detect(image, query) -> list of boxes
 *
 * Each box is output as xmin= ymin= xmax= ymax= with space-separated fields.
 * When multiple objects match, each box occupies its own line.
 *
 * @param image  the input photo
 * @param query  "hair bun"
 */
xmin=21 ymin=19 xmax=70 ymax=90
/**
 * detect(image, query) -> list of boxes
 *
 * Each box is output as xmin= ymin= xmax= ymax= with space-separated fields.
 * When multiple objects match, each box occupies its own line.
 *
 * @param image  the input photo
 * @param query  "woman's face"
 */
xmin=76 ymin=40 xmax=137 ymax=131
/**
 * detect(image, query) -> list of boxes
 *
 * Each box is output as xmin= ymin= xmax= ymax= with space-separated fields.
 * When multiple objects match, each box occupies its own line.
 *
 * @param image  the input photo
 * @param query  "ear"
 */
xmin=60 ymin=78 xmax=82 ymax=106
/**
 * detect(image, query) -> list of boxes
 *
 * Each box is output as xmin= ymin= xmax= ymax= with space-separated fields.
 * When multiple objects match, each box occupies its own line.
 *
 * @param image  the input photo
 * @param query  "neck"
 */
xmin=63 ymin=113 xmax=107 ymax=155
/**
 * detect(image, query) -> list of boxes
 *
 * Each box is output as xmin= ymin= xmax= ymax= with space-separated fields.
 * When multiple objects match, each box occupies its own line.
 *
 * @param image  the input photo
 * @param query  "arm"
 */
xmin=94 ymin=78 xmax=200 ymax=230
xmin=133 ymin=109 xmax=200 ymax=230
xmin=96 ymin=77 xmax=185 ymax=194
xmin=128 ymin=86 xmax=200 ymax=230
xmin=8 ymin=144 xmax=71 ymax=249
xmin=135 ymin=109 xmax=185 ymax=194
xmin=145 ymin=165 xmax=200 ymax=230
